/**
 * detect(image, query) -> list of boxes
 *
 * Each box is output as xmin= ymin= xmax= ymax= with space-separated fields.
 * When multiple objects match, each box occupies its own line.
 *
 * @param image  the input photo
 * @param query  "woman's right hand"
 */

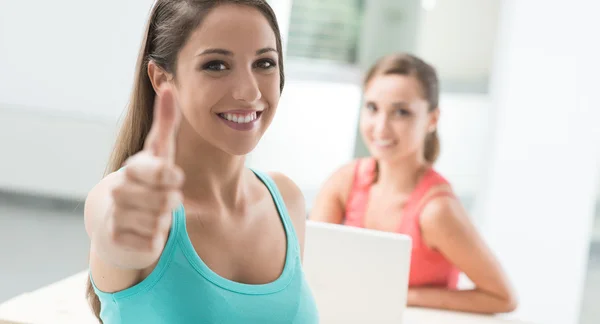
xmin=107 ymin=88 xmax=184 ymax=254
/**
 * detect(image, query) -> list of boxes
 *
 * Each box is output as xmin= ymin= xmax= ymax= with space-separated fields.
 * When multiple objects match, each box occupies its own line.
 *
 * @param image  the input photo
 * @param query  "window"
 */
xmin=286 ymin=0 xmax=364 ymax=65
xmin=281 ymin=0 xmax=500 ymax=91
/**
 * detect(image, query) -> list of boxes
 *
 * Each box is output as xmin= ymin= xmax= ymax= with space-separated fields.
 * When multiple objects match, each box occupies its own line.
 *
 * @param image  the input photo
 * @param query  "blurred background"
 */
xmin=0 ymin=0 xmax=599 ymax=324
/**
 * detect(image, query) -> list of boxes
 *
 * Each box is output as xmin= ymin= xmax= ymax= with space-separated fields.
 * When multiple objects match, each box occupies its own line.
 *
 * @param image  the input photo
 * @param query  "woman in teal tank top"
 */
xmin=83 ymin=1 xmax=319 ymax=323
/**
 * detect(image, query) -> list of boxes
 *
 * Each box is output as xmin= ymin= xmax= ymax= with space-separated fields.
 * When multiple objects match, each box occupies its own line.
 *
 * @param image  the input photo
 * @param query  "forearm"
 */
xmin=408 ymin=287 xmax=517 ymax=314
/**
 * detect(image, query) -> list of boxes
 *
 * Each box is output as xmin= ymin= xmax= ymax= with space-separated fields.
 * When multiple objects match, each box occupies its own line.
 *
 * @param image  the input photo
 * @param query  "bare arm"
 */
xmin=270 ymin=172 xmax=307 ymax=261
xmin=409 ymin=196 xmax=518 ymax=314
xmin=308 ymin=161 xmax=357 ymax=224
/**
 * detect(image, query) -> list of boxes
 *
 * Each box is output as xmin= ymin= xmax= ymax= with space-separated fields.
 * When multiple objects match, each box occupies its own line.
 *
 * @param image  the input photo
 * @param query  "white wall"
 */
xmin=0 ymin=0 xmax=152 ymax=119
xmin=474 ymin=1 xmax=600 ymax=323
xmin=0 ymin=0 xmax=153 ymax=199
xmin=247 ymin=80 xmax=363 ymax=206
xmin=415 ymin=0 xmax=501 ymax=90
xmin=0 ymin=105 xmax=115 ymax=199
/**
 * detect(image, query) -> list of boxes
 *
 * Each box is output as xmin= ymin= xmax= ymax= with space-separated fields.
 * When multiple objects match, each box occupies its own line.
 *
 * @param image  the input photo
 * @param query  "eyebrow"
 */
xmin=197 ymin=47 xmax=278 ymax=56
xmin=392 ymin=102 xmax=409 ymax=109
xmin=256 ymin=47 xmax=277 ymax=55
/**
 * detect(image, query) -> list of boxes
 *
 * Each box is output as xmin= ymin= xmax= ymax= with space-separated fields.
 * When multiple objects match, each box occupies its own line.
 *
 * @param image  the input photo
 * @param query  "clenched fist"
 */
xmin=108 ymin=88 xmax=184 ymax=252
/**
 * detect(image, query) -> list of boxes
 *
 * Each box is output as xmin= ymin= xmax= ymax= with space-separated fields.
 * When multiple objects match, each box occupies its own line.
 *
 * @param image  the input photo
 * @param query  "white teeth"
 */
xmin=375 ymin=140 xmax=394 ymax=146
xmin=221 ymin=112 xmax=258 ymax=124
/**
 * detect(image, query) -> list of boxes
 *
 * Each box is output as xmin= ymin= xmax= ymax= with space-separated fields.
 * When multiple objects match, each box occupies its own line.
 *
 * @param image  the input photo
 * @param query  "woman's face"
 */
xmin=171 ymin=4 xmax=281 ymax=156
xmin=360 ymin=74 xmax=438 ymax=163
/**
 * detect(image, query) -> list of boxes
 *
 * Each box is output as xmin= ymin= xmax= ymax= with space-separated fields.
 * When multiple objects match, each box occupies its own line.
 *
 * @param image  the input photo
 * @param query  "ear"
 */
xmin=428 ymin=107 xmax=440 ymax=133
xmin=148 ymin=61 xmax=172 ymax=94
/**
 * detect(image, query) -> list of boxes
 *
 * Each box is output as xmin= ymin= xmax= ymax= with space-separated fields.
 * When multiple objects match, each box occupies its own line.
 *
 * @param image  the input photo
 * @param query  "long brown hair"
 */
xmin=363 ymin=53 xmax=440 ymax=163
xmin=87 ymin=0 xmax=284 ymax=321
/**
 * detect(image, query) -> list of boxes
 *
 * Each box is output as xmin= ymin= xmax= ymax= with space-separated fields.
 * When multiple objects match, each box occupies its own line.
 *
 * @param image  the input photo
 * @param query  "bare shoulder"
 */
xmin=308 ymin=159 xmax=363 ymax=223
xmin=322 ymin=159 xmax=361 ymax=202
xmin=421 ymin=195 xmax=461 ymax=223
xmin=334 ymin=159 xmax=359 ymax=176
xmin=329 ymin=159 xmax=359 ymax=184
xmin=268 ymin=171 xmax=306 ymax=223
xmin=419 ymin=189 xmax=473 ymax=248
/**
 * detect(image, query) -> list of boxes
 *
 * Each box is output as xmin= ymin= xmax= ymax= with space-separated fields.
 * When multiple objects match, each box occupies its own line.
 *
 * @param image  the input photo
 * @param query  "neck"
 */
xmin=174 ymin=123 xmax=248 ymax=209
xmin=376 ymin=154 xmax=430 ymax=193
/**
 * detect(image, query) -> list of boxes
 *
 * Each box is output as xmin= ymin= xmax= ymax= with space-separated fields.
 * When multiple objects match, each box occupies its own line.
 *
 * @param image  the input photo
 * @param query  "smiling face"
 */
xmin=171 ymin=3 xmax=281 ymax=156
xmin=360 ymin=74 xmax=438 ymax=163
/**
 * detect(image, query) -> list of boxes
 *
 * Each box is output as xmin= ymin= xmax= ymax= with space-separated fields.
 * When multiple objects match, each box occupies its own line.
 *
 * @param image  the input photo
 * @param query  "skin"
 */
xmin=85 ymin=4 xmax=306 ymax=294
xmin=310 ymin=74 xmax=518 ymax=314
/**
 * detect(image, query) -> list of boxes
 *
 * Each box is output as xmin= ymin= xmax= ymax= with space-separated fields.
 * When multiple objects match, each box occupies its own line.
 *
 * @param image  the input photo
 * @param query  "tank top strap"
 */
xmin=403 ymin=169 xmax=456 ymax=228
xmin=355 ymin=157 xmax=377 ymax=187
xmin=414 ymin=189 xmax=455 ymax=215
xmin=251 ymin=169 xmax=300 ymax=255
xmin=346 ymin=158 xmax=377 ymax=204
xmin=343 ymin=158 xmax=377 ymax=226
xmin=410 ymin=168 xmax=440 ymax=196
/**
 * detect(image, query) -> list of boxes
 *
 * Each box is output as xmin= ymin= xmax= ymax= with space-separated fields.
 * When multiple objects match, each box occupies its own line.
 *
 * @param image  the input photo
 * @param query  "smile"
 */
xmin=218 ymin=112 xmax=259 ymax=124
xmin=217 ymin=111 xmax=263 ymax=131
xmin=373 ymin=139 xmax=395 ymax=147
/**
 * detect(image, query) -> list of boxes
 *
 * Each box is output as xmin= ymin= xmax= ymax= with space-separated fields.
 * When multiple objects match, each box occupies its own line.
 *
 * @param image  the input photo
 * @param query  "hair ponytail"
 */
xmin=424 ymin=129 xmax=440 ymax=164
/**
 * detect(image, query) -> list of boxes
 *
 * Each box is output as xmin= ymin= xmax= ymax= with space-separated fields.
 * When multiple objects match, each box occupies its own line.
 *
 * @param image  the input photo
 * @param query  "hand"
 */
xmin=108 ymin=88 xmax=184 ymax=252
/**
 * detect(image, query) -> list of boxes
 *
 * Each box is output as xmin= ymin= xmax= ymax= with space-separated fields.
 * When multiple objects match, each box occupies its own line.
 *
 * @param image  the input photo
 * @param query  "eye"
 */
xmin=365 ymin=102 xmax=377 ymax=112
xmin=202 ymin=61 xmax=228 ymax=71
xmin=394 ymin=109 xmax=411 ymax=116
xmin=254 ymin=59 xmax=277 ymax=70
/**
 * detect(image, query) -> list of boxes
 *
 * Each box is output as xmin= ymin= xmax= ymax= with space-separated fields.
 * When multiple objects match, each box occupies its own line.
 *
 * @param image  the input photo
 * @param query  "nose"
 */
xmin=232 ymin=68 xmax=262 ymax=103
xmin=373 ymin=114 xmax=391 ymax=137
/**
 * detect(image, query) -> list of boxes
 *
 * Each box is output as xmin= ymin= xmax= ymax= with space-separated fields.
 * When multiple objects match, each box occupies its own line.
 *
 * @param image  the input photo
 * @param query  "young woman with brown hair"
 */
xmin=84 ymin=1 xmax=318 ymax=322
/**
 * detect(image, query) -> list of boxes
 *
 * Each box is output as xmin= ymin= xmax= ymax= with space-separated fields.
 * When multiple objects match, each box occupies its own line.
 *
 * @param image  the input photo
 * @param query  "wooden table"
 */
xmin=0 ymin=271 xmax=536 ymax=324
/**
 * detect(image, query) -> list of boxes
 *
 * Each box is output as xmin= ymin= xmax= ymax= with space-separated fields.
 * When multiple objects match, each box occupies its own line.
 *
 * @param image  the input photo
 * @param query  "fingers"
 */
xmin=109 ymin=87 xmax=183 ymax=253
xmin=109 ymin=164 xmax=181 ymax=252
xmin=112 ymin=231 xmax=153 ymax=251
xmin=112 ymin=207 xmax=172 ymax=236
xmin=144 ymin=88 xmax=179 ymax=160
xmin=111 ymin=230 xmax=167 ymax=252
xmin=111 ymin=181 xmax=182 ymax=213
xmin=109 ymin=207 xmax=172 ymax=251
xmin=123 ymin=152 xmax=184 ymax=188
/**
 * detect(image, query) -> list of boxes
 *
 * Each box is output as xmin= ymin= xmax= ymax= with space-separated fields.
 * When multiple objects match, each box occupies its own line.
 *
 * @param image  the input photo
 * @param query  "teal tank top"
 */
xmin=91 ymin=170 xmax=319 ymax=323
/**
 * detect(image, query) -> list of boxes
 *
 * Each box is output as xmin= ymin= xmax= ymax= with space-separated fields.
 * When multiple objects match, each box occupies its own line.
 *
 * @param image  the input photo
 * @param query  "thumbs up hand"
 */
xmin=108 ymin=88 xmax=185 ymax=252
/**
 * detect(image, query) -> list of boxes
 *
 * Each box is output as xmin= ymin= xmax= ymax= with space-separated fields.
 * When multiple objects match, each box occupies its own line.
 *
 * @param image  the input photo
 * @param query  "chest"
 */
xmin=362 ymin=187 xmax=414 ymax=232
xmin=122 ymin=274 xmax=318 ymax=324
xmin=185 ymin=203 xmax=288 ymax=285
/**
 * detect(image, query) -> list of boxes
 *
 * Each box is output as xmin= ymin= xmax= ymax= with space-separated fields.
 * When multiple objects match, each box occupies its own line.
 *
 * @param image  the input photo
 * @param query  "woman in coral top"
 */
xmin=310 ymin=53 xmax=517 ymax=314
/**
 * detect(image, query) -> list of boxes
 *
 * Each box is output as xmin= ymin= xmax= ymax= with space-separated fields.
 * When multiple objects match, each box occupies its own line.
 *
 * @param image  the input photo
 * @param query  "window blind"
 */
xmin=286 ymin=0 xmax=364 ymax=64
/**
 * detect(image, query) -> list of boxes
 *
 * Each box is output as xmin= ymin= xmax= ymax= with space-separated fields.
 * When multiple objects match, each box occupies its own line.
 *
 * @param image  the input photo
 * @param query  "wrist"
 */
xmin=407 ymin=288 xmax=419 ymax=306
